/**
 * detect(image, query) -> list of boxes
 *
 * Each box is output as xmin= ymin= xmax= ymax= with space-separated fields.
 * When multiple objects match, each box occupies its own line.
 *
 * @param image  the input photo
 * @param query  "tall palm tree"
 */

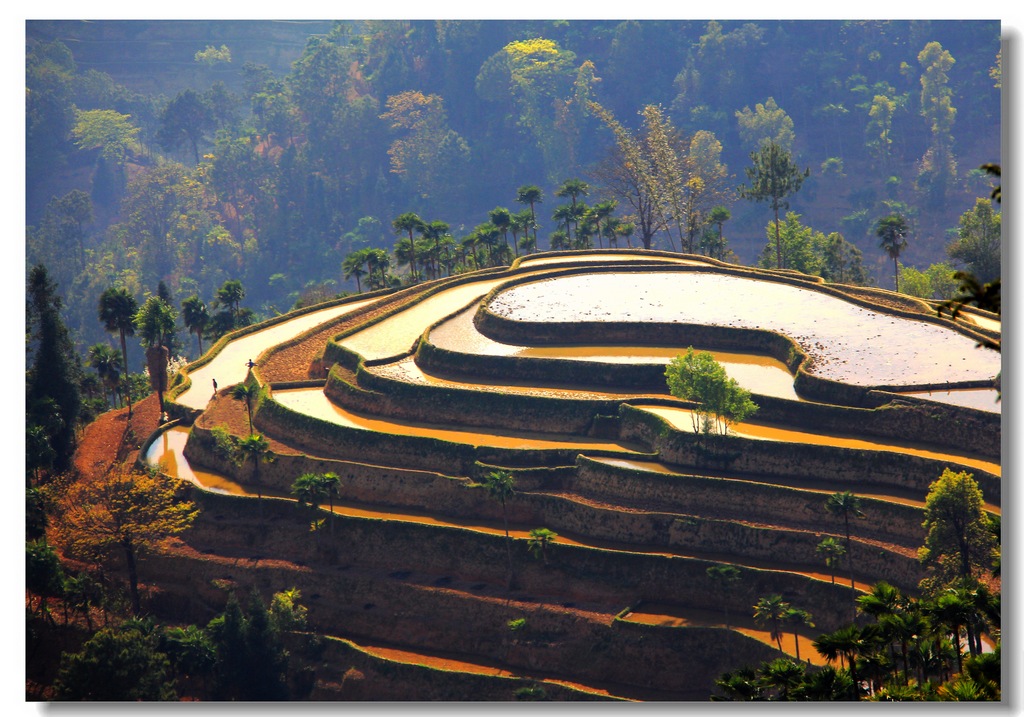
xmin=816 ymin=537 xmax=846 ymax=585
xmin=481 ymin=470 xmax=516 ymax=586
xmin=87 ymin=343 xmax=122 ymax=407
xmin=617 ymin=221 xmax=635 ymax=249
xmin=875 ymin=213 xmax=910 ymax=292
xmin=291 ymin=472 xmax=330 ymax=545
xmin=320 ymin=472 xmax=341 ymax=534
xmin=516 ymin=185 xmax=542 ymax=246
xmin=423 ymin=220 xmax=451 ymax=279
xmin=552 ymin=204 xmax=575 ymax=242
xmin=825 ymin=491 xmax=865 ymax=602
xmin=926 ymin=588 xmax=979 ymax=675
xmin=216 ymin=280 xmax=246 ymax=328
xmin=366 ymin=249 xmax=391 ymax=289
xmin=510 ymin=209 xmax=532 ymax=256
xmin=489 ymin=207 xmax=514 ymax=258
xmin=753 ymin=594 xmax=790 ymax=653
xmin=342 ymin=249 xmax=369 ymax=293
xmin=813 ymin=624 xmax=865 ymax=699
xmin=98 ymin=286 xmax=138 ymax=418
xmin=392 ymin=212 xmax=425 ymax=283
xmin=180 ymin=294 xmax=210 ymax=358
xmin=230 ymin=381 xmax=259 ymax=435
xmin=784 ymin=607 xmax=814 ymax=663
xmin=527 ymin=527 xmax=557 ymax=565
xmin=590 ymin=199 xmax=617 ymax=249
xmin=237 ymin=433 xmax=271 ymax=519
xmin=134 ymin=296 xmax=176 ymax=419
xmin=555 ymin=178 xmax=589 ymax=213
xmin=758 ymin=658 xmax=804 ymax=701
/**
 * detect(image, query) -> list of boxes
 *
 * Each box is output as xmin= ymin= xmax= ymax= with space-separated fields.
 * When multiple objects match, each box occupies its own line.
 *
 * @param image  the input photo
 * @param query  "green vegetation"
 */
xmin=664 ymin=348 xmax=758 ymax=442
xmin=714 ymin=470 xmax=999 ymax=701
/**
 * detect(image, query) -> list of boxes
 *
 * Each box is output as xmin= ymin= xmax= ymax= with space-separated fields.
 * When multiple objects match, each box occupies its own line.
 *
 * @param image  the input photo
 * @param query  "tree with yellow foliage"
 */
xmin=47 ymin=463 xmax=198 ymax=615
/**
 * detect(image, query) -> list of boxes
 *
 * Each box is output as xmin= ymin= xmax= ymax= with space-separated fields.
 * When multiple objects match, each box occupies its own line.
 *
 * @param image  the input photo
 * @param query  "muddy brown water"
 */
xmin=145 ymin=426 xmax=873 ymax=585
xmin=621 ymin=604 xmax=828 ymax=667
xmin=271 ymin=387 xmax=644 ymax=452
xmin=633 ymin=405 xmax=1001 ymax=485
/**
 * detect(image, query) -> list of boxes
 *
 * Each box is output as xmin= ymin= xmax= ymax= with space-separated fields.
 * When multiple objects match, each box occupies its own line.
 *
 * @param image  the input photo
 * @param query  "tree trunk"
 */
xmin=123 ymin=540 xmax=141 ymax=615
xmin=120 ymin=329 xmax=132 ymax=418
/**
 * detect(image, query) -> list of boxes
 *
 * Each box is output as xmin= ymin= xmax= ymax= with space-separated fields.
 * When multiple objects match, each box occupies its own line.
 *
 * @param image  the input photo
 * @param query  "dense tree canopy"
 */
xmin=25 ymin=19 xmax=1001 ymax=376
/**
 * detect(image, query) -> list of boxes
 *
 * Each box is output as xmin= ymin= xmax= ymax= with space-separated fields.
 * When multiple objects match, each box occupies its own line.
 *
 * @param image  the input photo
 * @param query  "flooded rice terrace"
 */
xmin=485 ymin=271 xmax=1000 ymax=387
xmin=272 ymin=387 xmax=643 ymax=452
xmin=178 ymin=297 xmax=378 ymax=410
xmin=427 ymin=306 xmax=801 ymax=400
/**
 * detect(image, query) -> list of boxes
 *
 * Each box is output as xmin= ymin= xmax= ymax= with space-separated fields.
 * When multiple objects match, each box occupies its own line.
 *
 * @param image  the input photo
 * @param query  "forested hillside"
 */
xmin=27 ymin=19 xmax=1000 ymax=371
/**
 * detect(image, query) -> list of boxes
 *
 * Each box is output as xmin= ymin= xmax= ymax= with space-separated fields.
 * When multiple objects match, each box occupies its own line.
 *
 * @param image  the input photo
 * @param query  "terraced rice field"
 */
xmin=151 ymin=250 xmax=1000 ymax=700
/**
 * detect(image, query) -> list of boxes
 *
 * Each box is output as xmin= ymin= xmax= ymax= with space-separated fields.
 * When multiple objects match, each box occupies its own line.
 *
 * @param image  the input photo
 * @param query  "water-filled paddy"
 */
xmin=633 ymin=405 xmax=1001 ymax=482
xmin=272 ymin=387 xmax=643 ymax=452
xmin=486 ymin=271 xmax=1000 ymax=387
xmin=427 ymin=306 xmax=801 ymax=400
xmin=898 ymin=387 xmax=1001 ymax=414
xmin=340 ymin=253 xmax=699 ymax=362
xmin=178 ymin=297 xmax=377 ymax=409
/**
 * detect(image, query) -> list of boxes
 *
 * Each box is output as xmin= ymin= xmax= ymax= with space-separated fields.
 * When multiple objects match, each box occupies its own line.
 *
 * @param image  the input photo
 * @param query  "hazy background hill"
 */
xmin=26 ymin=19 xmax=1000 ymax=364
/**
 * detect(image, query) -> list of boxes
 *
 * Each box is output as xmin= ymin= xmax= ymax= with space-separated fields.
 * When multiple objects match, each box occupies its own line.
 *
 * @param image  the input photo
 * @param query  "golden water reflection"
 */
xmin=632 ymin=405 xmax=1001 ymax=482
xmin=272 ymin=387 xmax=643 ymax=452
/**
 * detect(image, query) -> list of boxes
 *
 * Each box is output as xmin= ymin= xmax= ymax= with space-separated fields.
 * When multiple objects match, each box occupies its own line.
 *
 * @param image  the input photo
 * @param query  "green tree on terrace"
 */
xmin=98 ymin=285 xmax=138 ymax=418
xmin=481 ymin=470 xmax=517 ymax=586
xmin=392 ymin=212 xmax=425 ymax=282
xmin=665 ymin=348 xmax=758 ymax=443
xmin=918 ymin=469 xmax=996 ymax=589
xmin=825 ymin=491 xmax=865 ymax=609
xmin=753 ymin=594 xmax=790 ymax=654
xmin=739 ymin=140 xmax=809 ymax=270
xmin=134 ymin=295 xmax=176 ymax=418
xmin=54 ymin=623 xmax=177 ymax=700
xmin=875 ymin=213 xmax=910 ymax=292
xmin=236 ymin=433 xmax=273 ymax=519
xmin=230 ymin=381 xmax=259 ymax=435
xmin=527 ymin=527 xmax=557 ymax=565
xmin=292 ymin=472 xmax=330 ymax=545
xmin=181 ymin=294 xmax=210 ymax=358
xmin=816 ymin=536 xmax=846 ymax=585
xmin=516 ymin=184 xmax=543 ymax=247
